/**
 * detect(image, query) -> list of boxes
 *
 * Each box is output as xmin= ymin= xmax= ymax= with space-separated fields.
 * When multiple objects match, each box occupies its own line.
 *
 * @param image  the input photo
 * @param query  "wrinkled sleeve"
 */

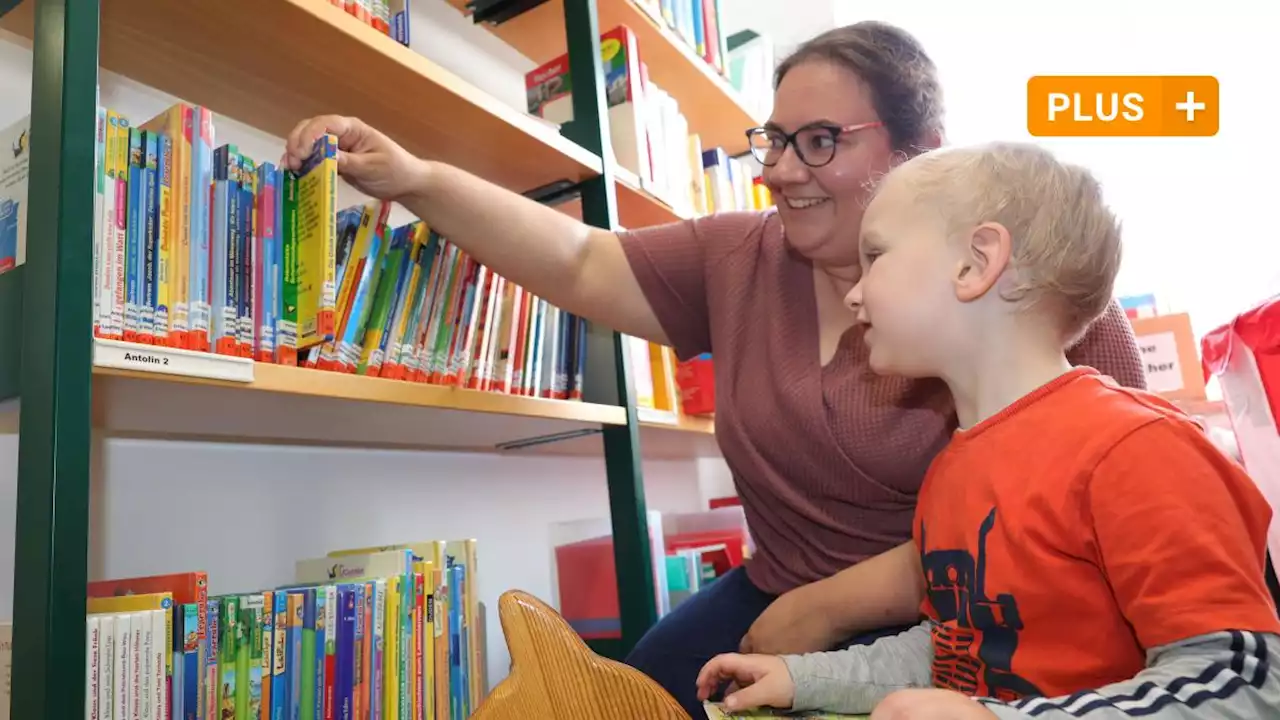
xmin=617 ymin=212 xmax=758 ymax=360
xmin=1067 ymin=299 xmax=1147 ymax=390
xmin=780 ymin=621 xmax=934 ymax=715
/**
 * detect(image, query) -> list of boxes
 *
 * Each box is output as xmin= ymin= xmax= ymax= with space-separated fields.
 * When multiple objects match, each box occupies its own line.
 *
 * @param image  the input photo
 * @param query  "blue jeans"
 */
xmin=623 ymin=566 xmax=913 ymax=718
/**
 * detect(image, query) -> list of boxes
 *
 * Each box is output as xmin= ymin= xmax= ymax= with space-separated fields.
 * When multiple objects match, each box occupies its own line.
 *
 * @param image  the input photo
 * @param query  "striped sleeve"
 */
xmin=979 ymin=631 xmax=1280 ymax=719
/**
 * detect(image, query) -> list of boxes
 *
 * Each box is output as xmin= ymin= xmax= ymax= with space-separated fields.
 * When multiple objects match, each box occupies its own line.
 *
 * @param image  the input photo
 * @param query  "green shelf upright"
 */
xmin=559 ymin=0 xmax=660 ymax=658
xmin=10 ymin=0 xmax=100 ymax=718
xmin=0 ymin=267 xmax=22 ymax=399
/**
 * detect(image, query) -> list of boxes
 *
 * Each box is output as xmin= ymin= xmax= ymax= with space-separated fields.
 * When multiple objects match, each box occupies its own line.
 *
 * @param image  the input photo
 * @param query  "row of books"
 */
xmin=326 ymin=0 xmax=413 ymax=46
xmin=0 ymin=99 xmax=591 ymax=398
xmin=631 ymin=0 xmax=775 ymax=123
xmin=525 ymin=25 xmax=773 ymax=224
xmin=81 ymin=540 xmax=484 ymax=720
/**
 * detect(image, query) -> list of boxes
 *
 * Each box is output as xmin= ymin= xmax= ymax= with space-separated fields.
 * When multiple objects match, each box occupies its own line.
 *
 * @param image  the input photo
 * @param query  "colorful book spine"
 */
xmin=205 ymin=599 xmax=219 ymax=720
xmin=142 ymin=129 xmax=160 ymax=346
xmin=271 ymin=590 xmax=289 ymax=720
xmin=301 ymin=589 xmax=318 ymax=720
xmin=335 ymin=586 xmax=356 ymax=720
xmin=238 ymin=152 xmax=258 ymax=357
xmin=260 ymin=592 xmax=274 ymax=720
xmin=255 ymin=163 xmax=279 ymax=363
xmin=189 ymin=107 xmax=214 ymax=352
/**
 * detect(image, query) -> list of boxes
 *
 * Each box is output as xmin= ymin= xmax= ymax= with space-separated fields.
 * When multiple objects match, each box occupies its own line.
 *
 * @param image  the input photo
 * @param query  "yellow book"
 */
xmin=329 ymin=541 xmax=446 ymax=570
xmin=385 ymin=575 xmax=400 ymax=720
xmin=294 ymin=133 xmax=338 ymax=349
xmin=432 ymin=565 xmax=448 ymax=720
xmin=416 ymin=559 xmax=436 ymax=720
xmin=140 ymin=104 xmax=192 ymax=347
xmin=649 ymin=341 xmax=679 ymax=413
xmin=86 ymin=591 xmax=174 ymax=679
xmin=156 ymin=133 xmax=173 ymax=346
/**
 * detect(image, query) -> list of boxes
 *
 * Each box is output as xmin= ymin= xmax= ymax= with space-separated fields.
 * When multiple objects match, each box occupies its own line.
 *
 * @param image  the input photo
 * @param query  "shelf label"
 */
xmin=93 ymin=338 xmax=255 ymax=383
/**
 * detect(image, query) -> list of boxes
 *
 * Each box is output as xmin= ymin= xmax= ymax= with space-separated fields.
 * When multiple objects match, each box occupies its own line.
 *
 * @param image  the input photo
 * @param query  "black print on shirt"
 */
xmin=919 ymin=507 xmax=1044 ymax=702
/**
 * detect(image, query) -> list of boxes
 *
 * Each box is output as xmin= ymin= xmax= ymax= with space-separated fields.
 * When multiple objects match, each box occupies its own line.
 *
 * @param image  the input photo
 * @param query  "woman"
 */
xmin=284 ymin=21 xmax=1146 ymax=715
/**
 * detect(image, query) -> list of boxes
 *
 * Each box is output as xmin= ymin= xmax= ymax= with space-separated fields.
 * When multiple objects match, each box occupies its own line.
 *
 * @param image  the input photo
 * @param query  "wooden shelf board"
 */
xmin=0 ymin=0 xmax=603 ymax=196
xmin=506 ymin=412 xmax=719 ymax=459
xmin=448 ymin=0 xmax=760 ymax=156
xmin=616 ymin=169 xmax=685 ymax=229
xmin=545 ymin=172 xmax=684 ymax=230
xmin=86 ymin=363 xmax=625 ymax=452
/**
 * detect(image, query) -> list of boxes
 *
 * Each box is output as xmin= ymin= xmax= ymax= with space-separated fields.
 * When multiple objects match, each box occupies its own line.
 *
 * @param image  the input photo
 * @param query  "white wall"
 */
xmin=0 ymin=1 xmax=718 ymax=688
xmin=833 ymin=0 xmax=1280 ymax=340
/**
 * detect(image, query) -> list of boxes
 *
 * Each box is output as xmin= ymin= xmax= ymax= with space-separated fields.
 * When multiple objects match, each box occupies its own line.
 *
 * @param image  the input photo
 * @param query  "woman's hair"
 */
xmin=774 ymin=21 xmax=944 ymax=155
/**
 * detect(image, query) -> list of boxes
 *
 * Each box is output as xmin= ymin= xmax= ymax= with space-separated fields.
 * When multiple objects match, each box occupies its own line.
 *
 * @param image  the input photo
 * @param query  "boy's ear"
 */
xmin=954 ymin=222 xmax=1012 ymax=302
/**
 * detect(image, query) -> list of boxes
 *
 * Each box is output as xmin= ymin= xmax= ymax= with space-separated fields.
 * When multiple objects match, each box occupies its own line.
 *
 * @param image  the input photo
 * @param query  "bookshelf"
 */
xmin=1 ymin=0 xmax=692 ymax=714
xmin=0 ymin=362 xmax=628 ymax=453
xmin=448 ymin=0 xmax=760 ymax=155
xmin=0 ymin=0 xmax=673 ymax=231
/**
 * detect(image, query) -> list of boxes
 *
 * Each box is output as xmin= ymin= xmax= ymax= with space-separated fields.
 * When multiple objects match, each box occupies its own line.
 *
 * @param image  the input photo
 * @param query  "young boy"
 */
xmin=695 ymin=142 xmax=1280 ymax=719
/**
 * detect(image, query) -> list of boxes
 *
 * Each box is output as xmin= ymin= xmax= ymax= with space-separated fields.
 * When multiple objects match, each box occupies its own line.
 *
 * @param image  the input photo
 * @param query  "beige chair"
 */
xmin=471 ymin=589 xmax=691 ymax=720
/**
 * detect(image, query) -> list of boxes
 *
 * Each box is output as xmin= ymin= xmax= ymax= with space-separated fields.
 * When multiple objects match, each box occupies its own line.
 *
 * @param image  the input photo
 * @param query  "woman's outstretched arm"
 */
xmin=283 ymin=114 xmax=670 ymax=345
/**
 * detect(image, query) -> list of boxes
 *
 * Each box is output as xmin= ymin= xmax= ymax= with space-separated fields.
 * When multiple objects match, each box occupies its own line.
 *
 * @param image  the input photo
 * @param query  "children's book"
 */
xmin=0 ymin=114 xmax=30 ymax=276
xmin=703 ymin=701 xmax=868 ymax=719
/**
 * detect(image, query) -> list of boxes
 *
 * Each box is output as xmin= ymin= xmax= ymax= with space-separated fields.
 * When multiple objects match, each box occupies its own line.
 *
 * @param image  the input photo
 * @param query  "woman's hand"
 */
xmin=283 ymin=115 xmax=429 ymax=203
xmin=871 ymin=689 xmax=1000 ymax=720
xmin=739 ymin=579 xmax=840 ymax=655
xmin=695 ymin=652 xmax=795 ymax=712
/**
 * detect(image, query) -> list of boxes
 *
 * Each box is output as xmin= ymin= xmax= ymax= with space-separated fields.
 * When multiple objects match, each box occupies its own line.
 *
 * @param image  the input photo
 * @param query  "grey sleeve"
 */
xmin=780 ymin=621 xmax=933 ymax=715
xmin=979 ymin=630 xmax=1280 ymax=720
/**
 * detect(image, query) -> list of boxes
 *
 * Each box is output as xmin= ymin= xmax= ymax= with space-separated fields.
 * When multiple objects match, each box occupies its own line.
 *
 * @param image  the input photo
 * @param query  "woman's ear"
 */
xmin=954 ymin=222 xmax=1012 ymax=302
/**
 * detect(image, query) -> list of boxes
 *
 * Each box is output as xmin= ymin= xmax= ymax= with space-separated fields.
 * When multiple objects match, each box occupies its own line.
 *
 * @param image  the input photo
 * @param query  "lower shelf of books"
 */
xmin=83 ymin=542 xmax=485 ymax=720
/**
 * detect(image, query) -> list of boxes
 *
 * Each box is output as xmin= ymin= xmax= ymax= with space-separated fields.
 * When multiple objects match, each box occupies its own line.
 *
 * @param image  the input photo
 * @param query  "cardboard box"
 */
xmin=1201 ymin=297 xmax=1280 ymax=567
xmin=1129 ymin=312 xmax=1206 ymax=400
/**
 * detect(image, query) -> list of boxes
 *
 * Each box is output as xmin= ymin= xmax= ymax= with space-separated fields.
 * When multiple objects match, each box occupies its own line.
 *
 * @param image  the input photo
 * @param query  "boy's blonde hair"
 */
xmin=897 ymin=141 xmax=1122 ymax=344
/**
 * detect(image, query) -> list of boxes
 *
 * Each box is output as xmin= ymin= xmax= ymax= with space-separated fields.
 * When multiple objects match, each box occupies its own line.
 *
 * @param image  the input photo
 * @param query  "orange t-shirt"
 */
xmin=913 ymin=367 xmax=1280 ymax=703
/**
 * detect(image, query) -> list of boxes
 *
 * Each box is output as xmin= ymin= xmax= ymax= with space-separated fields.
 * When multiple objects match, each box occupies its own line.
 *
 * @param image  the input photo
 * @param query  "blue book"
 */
xmin=142 ymin=130 xmax=158 ymax=340
xmin=335 ymin=585 xmax=357 ymax=720
xmin=271 ymin=590 xmax=290 ymax=720
xmin=126 ymin=128 xmax=144 ymax=339
xmin=449 ymin=564 xmax=467 ymax=720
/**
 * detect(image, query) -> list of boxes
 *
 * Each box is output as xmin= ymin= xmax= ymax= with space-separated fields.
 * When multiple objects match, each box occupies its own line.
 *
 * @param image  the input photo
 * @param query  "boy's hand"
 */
xmin=871 ymin=689 xmax=1000 ymax=720
xmin=739 ymin=580 xmax=838 ymax=654
xmin=696 ymin=652 xmax=795 ymax=712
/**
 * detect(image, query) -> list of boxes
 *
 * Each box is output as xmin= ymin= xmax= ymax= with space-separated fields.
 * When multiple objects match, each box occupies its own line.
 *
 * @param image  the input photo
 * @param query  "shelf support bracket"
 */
xmin=561 ymin=0 xmax=659 ymax=658
xmin=12 ymin=0 xmax=99 ymax=718
xmin=465 ymin=0 xmax=553 ymax=26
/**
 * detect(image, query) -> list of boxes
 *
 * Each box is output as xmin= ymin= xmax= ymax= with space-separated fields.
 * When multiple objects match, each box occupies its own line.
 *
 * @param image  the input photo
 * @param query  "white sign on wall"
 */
xmin=1137 ymin=330 xmax=1183 ymax=393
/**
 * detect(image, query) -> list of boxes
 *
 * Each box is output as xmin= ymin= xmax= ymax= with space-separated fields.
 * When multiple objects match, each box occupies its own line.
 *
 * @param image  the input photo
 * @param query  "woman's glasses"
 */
xmin=745 ymin=121 xmax=884 ymax=168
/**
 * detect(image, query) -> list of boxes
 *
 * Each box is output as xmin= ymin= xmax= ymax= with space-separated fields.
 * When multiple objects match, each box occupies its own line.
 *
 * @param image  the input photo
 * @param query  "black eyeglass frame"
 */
xmin=744 ymin=121 xmax=885 ymax=168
